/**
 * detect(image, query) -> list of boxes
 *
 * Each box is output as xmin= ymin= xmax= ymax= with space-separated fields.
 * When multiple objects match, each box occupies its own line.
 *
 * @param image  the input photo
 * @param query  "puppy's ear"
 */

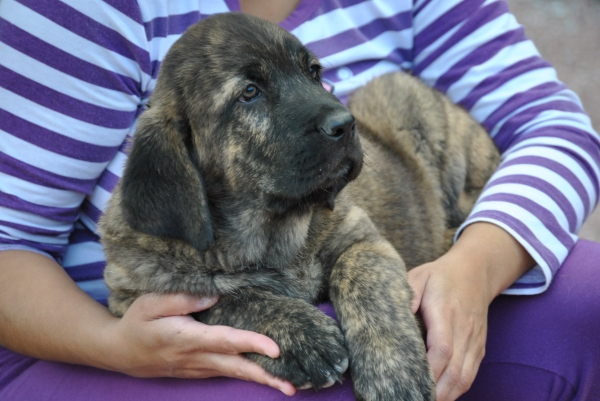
xmin=119 ymin=108 xmax=214 ymax=252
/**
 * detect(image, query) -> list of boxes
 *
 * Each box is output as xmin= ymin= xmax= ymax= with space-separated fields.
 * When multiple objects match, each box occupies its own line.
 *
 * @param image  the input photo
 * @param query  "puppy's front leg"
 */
xmin=193 ymin=290 xmax=349 ymax=389
xmin=328 ymin=217 xmax=435 ymax=400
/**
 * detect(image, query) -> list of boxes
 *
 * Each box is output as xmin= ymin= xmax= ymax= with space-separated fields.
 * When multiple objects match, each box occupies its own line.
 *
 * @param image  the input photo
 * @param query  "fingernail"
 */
xmin=280 ymin=383 xmax=295 ymax=396
xmin=196 ymin=296 xmax=217 ymax=308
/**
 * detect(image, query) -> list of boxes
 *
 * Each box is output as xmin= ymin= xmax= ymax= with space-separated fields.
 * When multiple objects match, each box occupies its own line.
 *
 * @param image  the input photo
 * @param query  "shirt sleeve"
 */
xmin=0 ymin=0 xmax=151 ymax=262
xmin=412 ymin=0 xmax=600 ymax=294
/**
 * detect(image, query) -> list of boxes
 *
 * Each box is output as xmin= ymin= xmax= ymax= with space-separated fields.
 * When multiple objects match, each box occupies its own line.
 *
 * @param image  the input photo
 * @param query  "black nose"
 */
xmin=320 ymin=110 xmax=355 ymax=140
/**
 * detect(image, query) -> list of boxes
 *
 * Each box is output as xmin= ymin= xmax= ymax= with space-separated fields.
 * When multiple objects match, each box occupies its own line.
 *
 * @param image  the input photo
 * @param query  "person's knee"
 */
xmin=459 ymin=363 xmax=575 ymax=401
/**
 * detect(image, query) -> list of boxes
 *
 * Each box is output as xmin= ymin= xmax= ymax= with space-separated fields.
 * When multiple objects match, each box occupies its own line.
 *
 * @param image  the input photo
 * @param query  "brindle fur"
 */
xmin=99 ymin=13 xmax=500 ymax=401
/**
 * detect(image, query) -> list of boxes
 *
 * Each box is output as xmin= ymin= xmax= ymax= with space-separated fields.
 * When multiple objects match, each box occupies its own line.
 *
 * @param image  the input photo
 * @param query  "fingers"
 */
xmin=179 ymin=328 xmax=289 ymax=394
xmin=160 ymin=352 xmax=295 ymax=395
xmin=430 ymin=333 xmax=465 ymax=400
xmin=407 ymin=266 xmax=430 ymax=314
xmin=126 ymin=293 xmax=281 ymax=361
xmin=196 ymin=353 xmax=296 ymax=396
xmin=434 ymin=340 xmax=482 ymax=401
xmin=442 ymin=318 xmax=486 ymax=401
xmin=133 ymin=293 xmax=219 ymax=319
xmin=196 ymin=325 xmax=280 ymax=359
xmin=424 ymin=306 xmax=454 ymax=383
xmin=114 ymin=292 xmax=290 ymax=390
xmin=425 ymin=309 xmax=486 ymax=401
xmin=413 ymin=258 xmax=489 ymax=401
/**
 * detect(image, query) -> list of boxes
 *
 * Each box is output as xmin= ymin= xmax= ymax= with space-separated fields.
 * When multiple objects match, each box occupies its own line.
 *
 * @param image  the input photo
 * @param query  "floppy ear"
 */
xmin=119 ymin=108 xmax=214 ymax=252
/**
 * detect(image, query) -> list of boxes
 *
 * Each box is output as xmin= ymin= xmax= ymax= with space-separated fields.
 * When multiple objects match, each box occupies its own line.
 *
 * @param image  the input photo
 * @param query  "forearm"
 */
xmin=447 ymin=222 xmax=535 ymax=301
xmin=413 ymin=0 xmax=599 ymax=295
xmin=0 ymin=250 xmax=118 ymax=370
xmin=0 ymin=250 xmax=292 ymax=394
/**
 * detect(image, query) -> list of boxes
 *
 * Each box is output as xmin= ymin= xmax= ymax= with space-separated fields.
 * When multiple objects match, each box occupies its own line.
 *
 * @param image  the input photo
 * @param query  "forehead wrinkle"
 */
xmin=210 ymin=75 xmax=244 ymax=113
xmin=242 ymin=35 xmax=309 ymax=76
xmin=239 ymin=61 xmax=273 ymax=87
xmin=211 ymin=30 xmax=309 ymax=86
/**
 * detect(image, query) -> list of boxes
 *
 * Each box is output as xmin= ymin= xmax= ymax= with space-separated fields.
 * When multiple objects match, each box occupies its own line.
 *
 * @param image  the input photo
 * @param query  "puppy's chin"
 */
xmin=266 ymin=159 xmax=362 ymax=216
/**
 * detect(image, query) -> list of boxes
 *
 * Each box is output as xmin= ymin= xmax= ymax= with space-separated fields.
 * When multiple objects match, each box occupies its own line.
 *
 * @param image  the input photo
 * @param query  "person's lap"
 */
xmin=458 ymin=239 xmax=600 ymax=400
xmin=1 ymin=240 xmax=598 ymax=401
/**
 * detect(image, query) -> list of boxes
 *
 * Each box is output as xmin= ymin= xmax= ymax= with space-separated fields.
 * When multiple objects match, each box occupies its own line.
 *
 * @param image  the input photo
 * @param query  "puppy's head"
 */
xmin=120 ymin=13 xmax=363 ymax=251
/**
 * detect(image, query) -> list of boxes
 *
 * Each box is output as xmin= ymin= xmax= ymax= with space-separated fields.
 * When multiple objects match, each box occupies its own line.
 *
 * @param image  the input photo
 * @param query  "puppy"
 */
xmin=99 ymin=12 xmax=500 ymax=401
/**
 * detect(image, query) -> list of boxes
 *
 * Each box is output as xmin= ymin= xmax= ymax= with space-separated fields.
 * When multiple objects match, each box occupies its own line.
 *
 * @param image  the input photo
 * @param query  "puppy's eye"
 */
xmin=239 ymin=84 xmax=261 ymax=102
xmin=309 ymin=64 xmax=321 ymax=81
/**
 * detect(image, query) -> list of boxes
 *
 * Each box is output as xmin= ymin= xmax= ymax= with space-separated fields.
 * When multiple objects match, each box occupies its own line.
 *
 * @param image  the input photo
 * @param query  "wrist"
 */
xmin=448 ymin=222 xmax=534 ymax=298
xmin=0 ymin=250 xmax=122 ymax=369
xmin=79 ymin=311 xmax=127 ymax=372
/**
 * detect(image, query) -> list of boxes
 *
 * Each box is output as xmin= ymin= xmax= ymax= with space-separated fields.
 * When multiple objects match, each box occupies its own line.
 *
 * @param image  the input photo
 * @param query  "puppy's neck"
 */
xmin=207 ymin=194 xmax=313 ymax=270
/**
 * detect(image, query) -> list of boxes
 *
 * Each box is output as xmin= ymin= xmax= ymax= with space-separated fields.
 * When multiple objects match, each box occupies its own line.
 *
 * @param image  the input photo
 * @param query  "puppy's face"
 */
xmin=156 ymin=13 xmax=363 ymax=215
xmin=119 ymin=13 xmax=364 ymax=251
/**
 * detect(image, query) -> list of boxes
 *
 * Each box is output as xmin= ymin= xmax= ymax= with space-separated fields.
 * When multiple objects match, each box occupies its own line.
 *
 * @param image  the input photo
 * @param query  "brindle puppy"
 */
xmin=99 ymin=12 xmax=500 ymax=401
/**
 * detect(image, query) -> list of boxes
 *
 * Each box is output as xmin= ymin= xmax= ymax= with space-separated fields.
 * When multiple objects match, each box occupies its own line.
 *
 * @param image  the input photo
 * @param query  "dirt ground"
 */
xmin=505 ymin=0 xmax=600 ymax=242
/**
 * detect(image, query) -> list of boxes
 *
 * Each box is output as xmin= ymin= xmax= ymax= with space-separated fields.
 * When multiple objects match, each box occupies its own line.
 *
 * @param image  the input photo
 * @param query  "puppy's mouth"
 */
xmin=266 ymin=158 xmax=361 ymax=216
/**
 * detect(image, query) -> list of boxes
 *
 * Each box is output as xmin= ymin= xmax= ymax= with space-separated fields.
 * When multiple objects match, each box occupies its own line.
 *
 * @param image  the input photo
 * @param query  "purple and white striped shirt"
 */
xmin=1 ymin=0 xmax=598 ymax=303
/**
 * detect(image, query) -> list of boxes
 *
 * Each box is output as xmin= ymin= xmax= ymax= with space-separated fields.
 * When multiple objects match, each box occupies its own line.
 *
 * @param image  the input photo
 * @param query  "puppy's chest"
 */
xmin=260 ymin=215 xmax=328 ymax=301
xmin=278 ymin=255 xmax=328 ymax=302
xmin=206 ymin=250 xmax=326 ymax=302
xmin=211 ymin=213 xmax=328 ymax=302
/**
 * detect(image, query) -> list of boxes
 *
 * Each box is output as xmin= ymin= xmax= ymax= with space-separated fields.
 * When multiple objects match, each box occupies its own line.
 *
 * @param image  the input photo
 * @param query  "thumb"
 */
xmin=134 ymin=293 xmax=219 ymax=319
xmin=407 ymin=267 xmax=430 ymax=315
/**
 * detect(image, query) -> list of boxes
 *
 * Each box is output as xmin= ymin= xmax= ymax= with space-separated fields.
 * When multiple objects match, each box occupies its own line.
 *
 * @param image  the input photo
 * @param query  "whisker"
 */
xmin=361 ymin=150 xmax=382 ymax=178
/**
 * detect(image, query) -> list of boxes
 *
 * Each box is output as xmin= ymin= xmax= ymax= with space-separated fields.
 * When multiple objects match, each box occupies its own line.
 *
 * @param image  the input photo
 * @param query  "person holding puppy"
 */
xmin=0 ymin=1 xmax=598 ymax=400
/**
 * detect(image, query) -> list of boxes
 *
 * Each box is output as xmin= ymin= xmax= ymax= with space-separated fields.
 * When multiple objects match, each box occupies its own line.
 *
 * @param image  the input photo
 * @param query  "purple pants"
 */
xmin=1 ymin=240 xmax=599 ymax=401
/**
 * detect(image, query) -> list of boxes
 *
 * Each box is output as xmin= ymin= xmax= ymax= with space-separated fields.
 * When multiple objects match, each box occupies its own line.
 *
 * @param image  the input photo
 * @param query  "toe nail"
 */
xmin=322 ymin=378 xmax=336 ymax=389
xmin=335 ymin=358 xmax=349 ymax=373
xmin=297 ymin=382 xmax=312 ymax=390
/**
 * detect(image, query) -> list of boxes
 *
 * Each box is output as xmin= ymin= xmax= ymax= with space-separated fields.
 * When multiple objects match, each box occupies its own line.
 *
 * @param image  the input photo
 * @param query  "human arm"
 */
xmin=408 ymin=222 xmax=533 ymax=400
xmin=409 ymin=0 xmax=600 ymax=399
xmin=0 ymin=250 xmax=295 ymax=395
xmin=412 ymin=0 xmax=600 ymax=290
xmin=0 ymin=1 xmax=295 ymax=392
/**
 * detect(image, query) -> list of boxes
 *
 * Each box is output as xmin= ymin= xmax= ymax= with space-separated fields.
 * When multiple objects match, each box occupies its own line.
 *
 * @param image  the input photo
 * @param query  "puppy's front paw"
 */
xmin=354 ymin=361 xmax=435 ymax=401
xmin=351 ymin=333 xmax=435 ymax=401
xmin=246 ymin=309 xmax=349 ymax=390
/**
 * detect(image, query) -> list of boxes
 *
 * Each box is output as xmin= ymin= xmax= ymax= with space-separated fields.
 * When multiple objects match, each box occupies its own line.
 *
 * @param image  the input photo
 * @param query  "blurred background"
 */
xmin=505 ymin=0 xmax=600 ymax=242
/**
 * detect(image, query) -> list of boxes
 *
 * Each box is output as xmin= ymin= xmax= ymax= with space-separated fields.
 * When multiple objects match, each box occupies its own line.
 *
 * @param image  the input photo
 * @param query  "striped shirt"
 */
xmin=1 ymin=0 xmax=598 ymax=304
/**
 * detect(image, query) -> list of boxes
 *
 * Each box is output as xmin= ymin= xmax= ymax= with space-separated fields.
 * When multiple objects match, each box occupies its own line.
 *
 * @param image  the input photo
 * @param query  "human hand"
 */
xmin=407 ymin=222 xmax=534 ymax=401
xmin=104 ymin=293 xmax=295 ymax=395
xmin=408 ymin=252 xmax=490 ymax=401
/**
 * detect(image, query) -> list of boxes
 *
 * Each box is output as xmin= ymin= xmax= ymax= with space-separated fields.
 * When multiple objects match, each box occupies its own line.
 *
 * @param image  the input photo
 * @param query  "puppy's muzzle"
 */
xmin=266 ymin=106 xmax=361 ymax=215
xmin=320 ymin=109 xmax=356 ymax=141
xmin=306 ymin=108 xmax=362 ymax=211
